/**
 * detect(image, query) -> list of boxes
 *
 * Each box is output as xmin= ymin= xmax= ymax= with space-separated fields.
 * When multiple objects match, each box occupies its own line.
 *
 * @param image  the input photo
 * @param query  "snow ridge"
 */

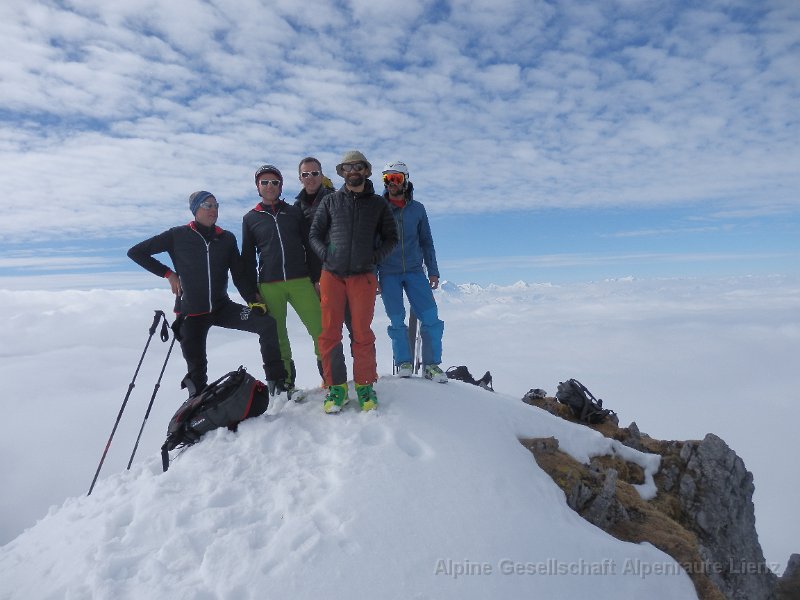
xmin=0 ymin=377 xmax=696 ymax=600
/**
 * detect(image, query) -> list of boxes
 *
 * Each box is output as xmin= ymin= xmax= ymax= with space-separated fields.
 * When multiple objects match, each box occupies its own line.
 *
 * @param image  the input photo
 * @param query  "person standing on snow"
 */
xmin=127 ymin=191 xmax=288 ymax=398
xmin=293 ymin=156 xmax=335 ymax=292
xmin=377 ymin=161 xmax=447 ymax=383
xmin=241 ymin=164 xmax=324 ymax=399
xmin=295 ymin=155 xmax=355 ymax=372
xmin=309 ymin=150 xmax=399 ymax=413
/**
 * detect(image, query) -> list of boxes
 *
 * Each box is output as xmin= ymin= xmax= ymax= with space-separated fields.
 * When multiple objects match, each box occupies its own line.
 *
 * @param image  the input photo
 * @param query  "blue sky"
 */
xmin=1 ymin=0 xmax=798 ymax=287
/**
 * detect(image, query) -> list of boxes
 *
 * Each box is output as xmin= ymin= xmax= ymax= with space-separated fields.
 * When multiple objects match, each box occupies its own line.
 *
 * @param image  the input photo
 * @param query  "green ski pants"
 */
xmin=258 ymin=277 xmax=322 ymax=384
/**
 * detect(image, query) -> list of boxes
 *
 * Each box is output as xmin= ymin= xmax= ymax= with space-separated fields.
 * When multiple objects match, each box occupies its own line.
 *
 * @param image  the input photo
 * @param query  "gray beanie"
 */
xmin=335 ymin=150 xmax=372 ymax=177
xmin=189 ymin=191 xmax=214 ymax=215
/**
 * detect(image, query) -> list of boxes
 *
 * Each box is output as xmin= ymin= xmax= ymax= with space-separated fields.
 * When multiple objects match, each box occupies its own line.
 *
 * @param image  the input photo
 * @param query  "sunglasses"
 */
xmin=259 ymin=179 xmax=281 ymax=187
xmin=383 ymin=173 xmax=405 ymax=186
xmin=199 ymin=201 xmax=219 ymax=210
xmin=301 ymin=171 xmax=321 ymax=178
xmin=341 ymin=163 xmax=366 ymax=173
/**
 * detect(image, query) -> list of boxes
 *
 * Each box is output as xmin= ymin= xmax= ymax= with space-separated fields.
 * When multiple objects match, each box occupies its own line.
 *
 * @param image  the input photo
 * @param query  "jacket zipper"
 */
xmin=349 ymin=193 xmax=357 ymax=269
xmin=398 ymin=204 xmax=406 ymax=272
xmin=191 ymin=227 xmax=214 ymax=311
xmin=268 ymin=210 xmax=288 ymax=281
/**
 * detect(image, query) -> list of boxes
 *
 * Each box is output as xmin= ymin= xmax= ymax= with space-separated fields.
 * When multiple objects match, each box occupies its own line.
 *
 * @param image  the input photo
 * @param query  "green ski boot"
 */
xmin=355 ymin=383 xmax=378 ymax=412
xmin=423 ymin=364 xmax=448 ymax=384
xmin=324 ymin=383 xmax=349 ymax=414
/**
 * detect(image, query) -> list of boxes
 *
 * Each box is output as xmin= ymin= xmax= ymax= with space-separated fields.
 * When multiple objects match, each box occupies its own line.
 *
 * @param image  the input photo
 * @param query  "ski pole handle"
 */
xmin=149 ymin=310 xmax=166 ymax=336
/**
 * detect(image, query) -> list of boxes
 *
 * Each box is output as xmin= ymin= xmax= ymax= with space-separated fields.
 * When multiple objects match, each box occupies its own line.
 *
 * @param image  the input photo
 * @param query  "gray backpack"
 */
xmin=556 ymin=379 xmax=615 ymax=424
xmin=161 ymin=366 xmax=269 ymax=471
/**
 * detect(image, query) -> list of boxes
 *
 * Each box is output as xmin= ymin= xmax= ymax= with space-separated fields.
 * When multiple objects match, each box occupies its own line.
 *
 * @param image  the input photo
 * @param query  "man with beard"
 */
xmin=295 ymin=156 xmax=353 ymax=375
xmin=309 ymin=151 xmax=398 ymax=413
xmin=378 ymin=160 xmax=447 ymax=383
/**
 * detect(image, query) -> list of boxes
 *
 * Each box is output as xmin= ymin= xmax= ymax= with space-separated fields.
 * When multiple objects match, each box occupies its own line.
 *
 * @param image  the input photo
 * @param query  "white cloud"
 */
xmin=0 ymin=275 xmax=796 ymax=575
xmin=0 ymin=0 xmax=797 ymax=244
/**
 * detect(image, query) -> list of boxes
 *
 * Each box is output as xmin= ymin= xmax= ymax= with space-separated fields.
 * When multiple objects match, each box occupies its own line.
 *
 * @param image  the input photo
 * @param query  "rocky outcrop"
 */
xmin=522 ymin=391 xmax=784 ymax=600
xmin=677 ymin=434 xmax=776 ymax=600
xmin=777 ymin=554 xmax=800 ymax=600
xmin=522 ymin=435 xmax=727 ymax=600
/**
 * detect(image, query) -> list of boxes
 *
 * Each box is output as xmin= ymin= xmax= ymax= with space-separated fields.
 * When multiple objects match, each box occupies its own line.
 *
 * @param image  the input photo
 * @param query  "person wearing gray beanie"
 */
xmin=127 ymin=191 xmax=290 ymax=399
xmin=189 ymin=190 xmax=215 ymax=215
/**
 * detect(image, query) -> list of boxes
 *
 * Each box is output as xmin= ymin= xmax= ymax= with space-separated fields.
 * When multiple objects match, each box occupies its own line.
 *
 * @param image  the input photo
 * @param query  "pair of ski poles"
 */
xmin=87 ymin=310 xmax=176 ymax=496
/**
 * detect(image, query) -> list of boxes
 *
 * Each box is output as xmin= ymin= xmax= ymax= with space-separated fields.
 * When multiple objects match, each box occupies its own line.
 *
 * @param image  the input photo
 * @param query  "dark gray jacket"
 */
xmin=309 ymin=179 xmax=399 ymax=277
xmin=128 ymin=222 xmax=257 ymax=315
xmin=241 ymin=200 xmax=314 ymax=284
xmin=294 ymin=185 xmax=335 ymax=281
xmin=294 ymin=184 xmax=334 ymax=224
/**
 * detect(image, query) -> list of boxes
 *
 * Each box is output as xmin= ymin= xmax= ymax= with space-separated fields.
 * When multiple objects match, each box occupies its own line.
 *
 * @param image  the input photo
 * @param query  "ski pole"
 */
xmin=87 ymin=310 xmax=168 ymax=495
xmin=407 ymin=310 xmax=418 ymax=354
xmin=408 ymin=311 xmax=422 ymax=374
xmin=394 ymin=310 xmax=418 ymax=375
xmin=126 ymin=319 xmax=175 ymax=470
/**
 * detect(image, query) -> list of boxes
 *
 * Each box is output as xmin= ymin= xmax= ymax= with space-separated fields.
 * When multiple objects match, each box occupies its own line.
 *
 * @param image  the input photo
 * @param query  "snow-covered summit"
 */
xmin=0 ymin=377 xmax=696 ymax=599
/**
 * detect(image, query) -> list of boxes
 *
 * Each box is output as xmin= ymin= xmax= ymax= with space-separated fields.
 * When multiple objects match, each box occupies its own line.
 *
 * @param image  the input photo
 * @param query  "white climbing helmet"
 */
xmin=382 ymin=160 xmax=409 ymax=177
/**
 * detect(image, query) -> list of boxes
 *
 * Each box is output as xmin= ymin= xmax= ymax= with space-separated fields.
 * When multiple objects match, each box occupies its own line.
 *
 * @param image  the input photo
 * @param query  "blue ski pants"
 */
xmin=379 ymin=271 xmax=444 ymax=366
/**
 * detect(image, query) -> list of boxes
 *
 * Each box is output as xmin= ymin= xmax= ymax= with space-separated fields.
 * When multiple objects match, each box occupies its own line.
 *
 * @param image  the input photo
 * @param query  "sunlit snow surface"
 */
xmin=1 ymin=274 xmax=796 ymax=596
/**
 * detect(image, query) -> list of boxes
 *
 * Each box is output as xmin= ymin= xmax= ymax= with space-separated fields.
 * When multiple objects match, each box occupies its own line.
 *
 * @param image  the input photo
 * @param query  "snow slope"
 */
xmin=0 ymin=377 xmax=696 ymax=599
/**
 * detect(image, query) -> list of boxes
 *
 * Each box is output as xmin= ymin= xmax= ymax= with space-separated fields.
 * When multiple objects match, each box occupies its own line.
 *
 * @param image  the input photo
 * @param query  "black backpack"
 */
xmin=446 ymin=365 xmax=494 ymax=391
xmin=161 ymin=366 xmax=269 ymax=471
xmin=555 ymin=379 xmax=615 ymax=424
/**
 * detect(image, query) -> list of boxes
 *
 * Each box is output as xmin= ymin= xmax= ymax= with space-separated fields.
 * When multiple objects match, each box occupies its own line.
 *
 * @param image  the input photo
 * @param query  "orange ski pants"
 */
xmin=318 ymin=270 xmax=378 ymax=386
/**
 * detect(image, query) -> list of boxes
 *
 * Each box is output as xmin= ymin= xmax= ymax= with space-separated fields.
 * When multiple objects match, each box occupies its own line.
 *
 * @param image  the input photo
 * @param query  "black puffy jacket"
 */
xmin=241 ymin=200 xmax=314 ymax=284
xmin=294 ymin=186 xmax=334 ymax=282
xmin=294 ymin=184 xmax=334 ymax=224
xmin=309 ymin=180 xmax=398 ymax=277
xmin=127 ymin=222 xmax=257 ymax=315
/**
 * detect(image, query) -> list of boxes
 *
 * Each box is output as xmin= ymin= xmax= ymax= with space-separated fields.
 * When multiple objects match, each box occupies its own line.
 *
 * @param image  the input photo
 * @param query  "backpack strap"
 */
xmin=568 ymin=379 xmax=615 ymax=423
xmin=207 ymin=366 xmax=244 ymax=389
xmin=477 ymin=371 xmax=493 ymax=391
xmin=161 ymin=444 xmax=170 ymax=472
xmin=565 ymin=379 xmax=593 ymax=421
xmin=569 ymin=379 xmax=598 ymax=402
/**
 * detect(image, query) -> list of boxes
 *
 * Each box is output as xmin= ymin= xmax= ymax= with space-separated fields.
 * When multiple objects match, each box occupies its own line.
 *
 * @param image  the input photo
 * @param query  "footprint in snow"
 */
xmin=393 ymin=429 xmax=433 ymax=460
xmin=357 ymin=422 xmax=433 ymax=460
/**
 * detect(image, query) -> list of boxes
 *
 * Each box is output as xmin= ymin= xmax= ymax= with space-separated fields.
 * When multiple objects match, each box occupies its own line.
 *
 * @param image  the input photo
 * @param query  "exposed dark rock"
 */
xmin=777 ymin=554 xmax=800 ymax=600
xmin=523 ymin=435 xmax=726 ymax=600
xmin=620 ymin=421 xmax=643 ymax=450
xmin=520 ymin=394 xmax=787 ymax=600
xmin=677 ymin=434 xmax=777 ymax=600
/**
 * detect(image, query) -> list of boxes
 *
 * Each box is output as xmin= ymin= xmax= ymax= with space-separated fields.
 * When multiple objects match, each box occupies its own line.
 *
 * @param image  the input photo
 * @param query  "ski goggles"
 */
xmin=340 ymin=162 xmax=366 ymax=173
xmin=258 ymin=179 xmax=281 ymax=187
xmin=301 ymin=170 xmax=321 ymax=178
xmin=198 ymin=200 xmax=219 ymax=210
xmin=382 ymin=173 xmax=405 ymax=186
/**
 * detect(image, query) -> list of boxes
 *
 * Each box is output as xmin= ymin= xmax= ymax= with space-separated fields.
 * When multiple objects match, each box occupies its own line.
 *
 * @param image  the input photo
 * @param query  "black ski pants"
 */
xmin=179 ymin=300 xmax=286 ymax=394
